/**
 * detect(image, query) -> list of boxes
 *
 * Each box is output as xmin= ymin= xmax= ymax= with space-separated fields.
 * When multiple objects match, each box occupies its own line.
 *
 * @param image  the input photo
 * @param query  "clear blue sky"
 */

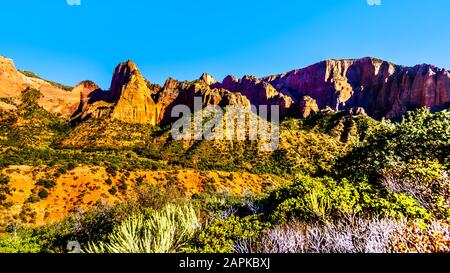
xmin=0 ymin=0 xmax=449 ymax=89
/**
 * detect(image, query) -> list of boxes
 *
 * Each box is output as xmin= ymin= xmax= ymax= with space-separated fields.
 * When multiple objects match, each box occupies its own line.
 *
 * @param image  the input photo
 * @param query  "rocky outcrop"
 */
xmin=299 ymin=96 xmax=319 ymax=118
xmin=78 ymin=57 xmax=450 ymax=125
xmin=108 ymin=61 xmax=158 ymax=125
xmin=0 ymin=56 xmax=86 ymax=117
xmin=72 ymin=80 xmax=103 ymax=113
xmin=4 ymin=55 xmax=450 ymax=125
xmin=199 ymin=73 xmax=217 ymax=85
xmin=213 ymin=75 xmax=294 ymax=116
xmin=263 ymin=57 xmax=450 ymax=118
xmin=155 ymin=78 xmax=250 ymax=124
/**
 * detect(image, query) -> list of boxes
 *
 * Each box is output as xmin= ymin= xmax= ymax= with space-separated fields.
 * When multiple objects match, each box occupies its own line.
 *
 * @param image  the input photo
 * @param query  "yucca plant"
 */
xmin=85 ymin=204 xmax=199 ymax=253
xmin=307 ymin=188 xmax=330 ymax=220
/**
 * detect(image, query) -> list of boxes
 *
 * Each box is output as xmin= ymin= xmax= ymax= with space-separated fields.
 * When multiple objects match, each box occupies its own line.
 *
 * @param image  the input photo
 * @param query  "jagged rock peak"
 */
xmin=108 ymin=60 xmax=157 ymax=125
xmin=109 ymin=60 xmax=145 ymax=101
xmin=199 ymin=73 xmax=217 ymax=85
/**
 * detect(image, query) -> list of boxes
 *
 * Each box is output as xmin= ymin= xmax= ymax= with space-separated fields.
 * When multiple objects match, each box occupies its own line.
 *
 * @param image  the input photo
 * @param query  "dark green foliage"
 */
xmin=35 ymin=179 xmax=56 ymax=189
xmin=104 ymin=178 xmax=113 ymax=185
xmin=117 ymin=179 xmax=128 ymax=193
xmin=26 ymin=195 xmax=40 ymax=204
xmin=0 ymin=174 xmax=12 ymax=206
xmin=338 ymin=108 xmax=450 ymax=181
xmin=106 ymin=165 xmax=118 ymax=177
xmin=67 ymin=162 xmax=76 ymax=170
xmin=108 ymin=187 xmax=117 ymax=196
xmin=38 ymin=189 xmax=49 ymax=199
xmin=133 ymin=147 xmax=163 ymax=160
xmin=135 ymin=176 xmax=144 ymax=185
xmin=0 ymin=147 xmax=166 ymax=171
xmin=31 ymin=203 xmax=121 ymax=252
xmin=188 ymin=215 xmax=269 ymax=253
xmin=263 ymin=175 xmax=429 ymax=224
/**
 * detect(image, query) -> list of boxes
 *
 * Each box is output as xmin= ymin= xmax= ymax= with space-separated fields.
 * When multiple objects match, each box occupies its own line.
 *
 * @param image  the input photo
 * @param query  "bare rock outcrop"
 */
xmin=299 ymin=96 xmax=319 ymax=118
xmin=108 ymin=61 xmax=158 ymax=125
xmin=263 ymin=57 xmax=450 ymax=118
xmin=0 ymin=56 xmax=81 ymax=117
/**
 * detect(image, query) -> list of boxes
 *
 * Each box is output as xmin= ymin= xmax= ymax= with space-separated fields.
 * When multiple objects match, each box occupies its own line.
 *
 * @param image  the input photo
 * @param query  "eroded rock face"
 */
xmin=72 ymin=81 xmax=103 ymax=113
xmin=155 ymin=78 xmax=250 ymax=124
xmin=299 ymin=96 xmax=319 ymax=118
xmin=3 ymin=55 xmax=450 ymax=125
xmin=0 ymin=56 xmax=82 ymax=117
xmin=213 ymin=75 xmax=294 ymax=116
xmin=199 ymin=73 xmax=217 ymax=85
xmin=108 ymin=61 xmax=158 ymax=125
xmin=263 ymin=57 xmax=450 ymax=119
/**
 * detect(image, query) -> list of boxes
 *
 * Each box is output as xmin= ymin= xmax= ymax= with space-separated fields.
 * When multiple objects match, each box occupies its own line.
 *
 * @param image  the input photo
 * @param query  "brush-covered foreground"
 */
xmin=0 ymin=91 xmax=449 ymax=253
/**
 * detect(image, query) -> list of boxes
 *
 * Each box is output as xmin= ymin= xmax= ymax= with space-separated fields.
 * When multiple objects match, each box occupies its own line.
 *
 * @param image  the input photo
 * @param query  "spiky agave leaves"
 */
xmin=85 ymin=204 xmax=199 ymax=253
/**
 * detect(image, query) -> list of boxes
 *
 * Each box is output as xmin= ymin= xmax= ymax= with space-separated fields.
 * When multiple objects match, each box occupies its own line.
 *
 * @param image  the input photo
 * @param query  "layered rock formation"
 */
xmin=212 ymin=75 xmax=294 ymax=116
xmin=154 ymin=76 xmax=250 ymax=124
xmin=199 ymin=73 xmax=217 ymax=85
xmin=108 ymin=61 xmax=158 ymax=125
xmin=299 ymin=96 xmax=319 ymax=118
xmin=0 ymin=56 xmax=84 ymax=117
xmin=263 ymin=57 xmax=450 ymax=118
xmin=2 ymin=55 xmax=450 ymax=125
xmin=72 ymin=80 xmax=103 ymax=113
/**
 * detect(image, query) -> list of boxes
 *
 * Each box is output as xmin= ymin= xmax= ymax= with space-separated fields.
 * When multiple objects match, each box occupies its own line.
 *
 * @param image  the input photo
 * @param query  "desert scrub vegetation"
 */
xmin=0 ymin=88 xmax=70 ymax=148
xmin=233 ymin=217 xmax=450 ymax=253
xmin=85 ymin=204 xmax=199 ymax=253
xmin=0 ymin=234 xmax=42 ymax=253
xmin=337 ymin=108 xmax=450 ymax=181
xmin=0 ymin=174 xmax=12 ymax=206
xmin=263 ymin=175 xmax=429 ymax=224
xmin=0 ymin=147 xmax=166 ymax=171
xmin=0 ymin=108 xmax=449 ymax=253
xmin=188 ymin=215 xmax=269 ymax=253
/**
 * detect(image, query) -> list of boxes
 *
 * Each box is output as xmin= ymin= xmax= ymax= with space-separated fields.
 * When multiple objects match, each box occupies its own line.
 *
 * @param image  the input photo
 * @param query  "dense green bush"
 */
xmin=188 ymin=215 xmax=269 ymax=253
xmin=338 ymin=108 xmax=450 ymax=181
xmin=264 ymin=175 xmax=429 ymax=223
xmin=35 ymin=179 xmax=56 ymax=189
xmin=0 ymin=235 xmax=42 ymax=253
xmin=38 ymin=189 xmax=49 ymax=199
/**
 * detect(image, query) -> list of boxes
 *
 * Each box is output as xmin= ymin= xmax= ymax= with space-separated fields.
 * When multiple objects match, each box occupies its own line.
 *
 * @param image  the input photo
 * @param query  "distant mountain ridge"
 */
xmin=1 ymin=55 xmax=450 ymax=124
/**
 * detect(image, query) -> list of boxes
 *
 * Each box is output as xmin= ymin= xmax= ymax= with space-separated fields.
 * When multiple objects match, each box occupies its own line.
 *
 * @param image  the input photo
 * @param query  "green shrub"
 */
xmin=188 ymin=215 xmax=269 ymax=253
xmin=0 ymin=174 xmax=12 ymax=205
xmin=106 ymin=165 xmax=118 ymax=177
xmin=35 ymin=179 xmax=56 ymax=189
xmin=265 ymin=175 xmax=430 ymax=224
xmin=67 ymin=162 xmax=77 ymax=170
xmin=26 ymin=195 xmax=40 ymax=203
xmin=0 ymin=235 xmax=42 ymax=253
xmin=105 ymin=178 xmax=113 ymax=185
xmin=108 ymin=187 xmax=117 ymax=196
xmin=0 ymin=174 xmax=9 ymax=185
xmin=338 ymin=108 xmax=450 ymax=181
xmin=38 ymin=189 xmax=49 ymax=199
xmin=380 ymin=160 xmax=450 ymax=219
